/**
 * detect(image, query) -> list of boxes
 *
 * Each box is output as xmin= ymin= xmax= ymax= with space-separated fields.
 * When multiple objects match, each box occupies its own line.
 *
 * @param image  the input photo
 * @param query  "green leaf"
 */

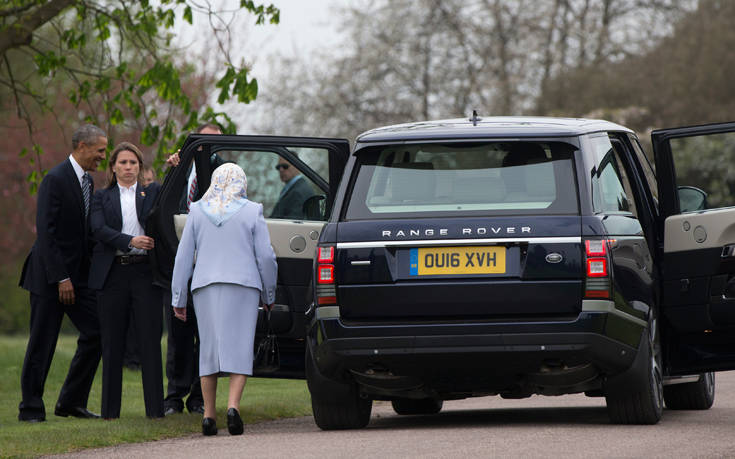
xmin=95 ymin=76 xmax=111 ymax=92
xmin=78 ymin=81 xmax=91 ymax=101
xmin=110 ymin=108 xmax=124 ymax=125
xmin=95 ymin=14 xmax=111 ymax=41
xmin=183 ymin=6 xmax=193 ymax=24
xmin=34 ymin=52 xmax=66 ymax=77
xmin=141 ymin=124 xmax=160 ymax=146
xmin=215 ymin=67 xmax=237 ymax=104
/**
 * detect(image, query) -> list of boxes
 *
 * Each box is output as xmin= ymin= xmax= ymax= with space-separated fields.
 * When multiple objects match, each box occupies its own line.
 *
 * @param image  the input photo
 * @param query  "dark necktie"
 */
xmin=82 ymin=173 xmax=91 ymax=218
xmin=187 ymin=174 xmax=197 ymax=211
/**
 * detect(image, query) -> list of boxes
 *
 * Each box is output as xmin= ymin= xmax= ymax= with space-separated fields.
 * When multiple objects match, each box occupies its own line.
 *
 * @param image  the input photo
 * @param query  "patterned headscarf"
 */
xmin=199 ymin=163 xmax=248 ymax=226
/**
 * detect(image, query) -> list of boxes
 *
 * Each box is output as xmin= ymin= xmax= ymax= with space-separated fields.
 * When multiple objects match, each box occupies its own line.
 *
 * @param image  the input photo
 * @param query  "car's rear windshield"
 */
xmin=344 ymin=141 xmax=579 ymax=220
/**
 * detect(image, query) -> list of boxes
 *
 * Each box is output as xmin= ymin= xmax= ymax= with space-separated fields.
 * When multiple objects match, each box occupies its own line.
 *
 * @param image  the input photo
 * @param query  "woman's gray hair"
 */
xmin=72 ymin=124 xmax=107 ymax=149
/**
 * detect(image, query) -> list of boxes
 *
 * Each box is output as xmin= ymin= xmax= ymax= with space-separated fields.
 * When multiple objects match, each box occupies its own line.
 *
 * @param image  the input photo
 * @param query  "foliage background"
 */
xmin=0 ymin=0 xmax=276 ymax=333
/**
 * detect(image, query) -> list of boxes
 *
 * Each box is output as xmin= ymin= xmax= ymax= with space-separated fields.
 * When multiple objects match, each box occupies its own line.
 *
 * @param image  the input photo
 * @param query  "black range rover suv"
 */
xmin=149 ymin=117 xmax=735 ymax=430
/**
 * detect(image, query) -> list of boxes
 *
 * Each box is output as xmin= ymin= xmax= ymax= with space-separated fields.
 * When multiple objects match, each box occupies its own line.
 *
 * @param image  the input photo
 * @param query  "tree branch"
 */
xmin=0 ymin=3 xmax=37 ymax=18
xmin=0 ymin=0 xmax=76 ymax=56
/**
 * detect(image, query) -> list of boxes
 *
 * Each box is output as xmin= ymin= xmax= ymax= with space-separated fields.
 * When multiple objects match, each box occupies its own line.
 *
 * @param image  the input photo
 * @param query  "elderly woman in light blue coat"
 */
xmin=171 ymin=163 xmax=277 ymax=436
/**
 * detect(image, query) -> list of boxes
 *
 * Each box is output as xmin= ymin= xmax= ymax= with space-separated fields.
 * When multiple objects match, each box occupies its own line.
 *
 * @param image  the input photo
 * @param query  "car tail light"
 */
xmin=586 ymin=258 xmax=607 ymax=277
xmin=318 ymin=246 xmax=334 ymax=263
xmin=585 ymin=240 xmax=607 ymax=256
xmin=584 ymin=239 xmax=612 ymax=299
xmin=317 ymin=265 xmax=334 ymax=284
xmin=316 ymin=245 xmax=336 ymax=305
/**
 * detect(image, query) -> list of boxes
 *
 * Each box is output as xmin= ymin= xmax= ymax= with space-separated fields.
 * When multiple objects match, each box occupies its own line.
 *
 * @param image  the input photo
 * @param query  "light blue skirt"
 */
xmin=192 ymin=283 xmax=260 ymax=376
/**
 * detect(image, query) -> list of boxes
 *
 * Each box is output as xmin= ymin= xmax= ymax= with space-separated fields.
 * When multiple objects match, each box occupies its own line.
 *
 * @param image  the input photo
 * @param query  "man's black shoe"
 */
xmin=164 ymin=406 xmax=182 ymax=416
xmin=54 ymin=405 xmax=101 ymax=419
xmin=18 ymin=412 xmax=45 ymax=423
xmin=188 ymin=404 xmax=205 ymax=414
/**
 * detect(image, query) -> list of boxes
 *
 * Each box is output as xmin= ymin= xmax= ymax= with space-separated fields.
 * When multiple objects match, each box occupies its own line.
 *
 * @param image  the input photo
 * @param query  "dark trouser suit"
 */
xmin=97 ymin=261 xmax=163 ymax=418
xmin=123 ymin=315 xmax=140 ymax=369
xmin=163 ymin=287 xmax=203 ymax=412
xmin=18 ymin=287 xmax=102 ymax=421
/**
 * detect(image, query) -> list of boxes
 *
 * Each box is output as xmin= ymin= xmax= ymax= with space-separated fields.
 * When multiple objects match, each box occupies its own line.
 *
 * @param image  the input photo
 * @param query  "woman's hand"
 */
xmin=173 ymin=306 xmax=187 ymax=322
xmin=130 ymin=235 xmax=154 ymax=250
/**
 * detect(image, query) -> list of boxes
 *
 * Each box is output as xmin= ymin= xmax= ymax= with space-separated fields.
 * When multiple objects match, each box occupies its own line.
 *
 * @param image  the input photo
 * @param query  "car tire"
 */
xmin=306 ymin=346 xmax=372 ymax=430
xmin=391 ymin=398 xmax=443 ymax=415
xmin=605 ymin=316 xmax=663 ymax=425
xmin=663 ymin=372 xmax=715 ymax=410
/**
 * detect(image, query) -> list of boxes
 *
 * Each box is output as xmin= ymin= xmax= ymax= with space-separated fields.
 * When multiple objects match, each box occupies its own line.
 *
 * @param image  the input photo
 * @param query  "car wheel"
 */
xmin=605 ymin=316 xmax=663 ymax=424
xmin=664 ymin=372 xmax=715 ymax=410
xmin=306 ymin=345 xmax=372 ymax=430
xmin=391 ymin=398 xmax=443 ymax=415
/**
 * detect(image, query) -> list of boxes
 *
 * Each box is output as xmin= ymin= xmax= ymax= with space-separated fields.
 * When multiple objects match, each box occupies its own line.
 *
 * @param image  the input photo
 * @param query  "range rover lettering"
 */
xmin=149 ymin=117 xmax=735 ymax=430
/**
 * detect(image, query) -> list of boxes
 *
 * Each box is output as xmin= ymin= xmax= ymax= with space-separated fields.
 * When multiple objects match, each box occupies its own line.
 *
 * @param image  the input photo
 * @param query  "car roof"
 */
xmin=356 ymin=116 xmax=633 ymax=143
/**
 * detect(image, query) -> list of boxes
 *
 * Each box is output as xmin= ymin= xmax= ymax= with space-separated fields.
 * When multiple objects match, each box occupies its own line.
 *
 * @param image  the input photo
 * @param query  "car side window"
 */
xmin=214 ymin=149 xmax=329 ymax=221
xmin=588 ymin=135 xmax=637 ymax=217
xmin=669 ymin=131 xmax=735 ymax=211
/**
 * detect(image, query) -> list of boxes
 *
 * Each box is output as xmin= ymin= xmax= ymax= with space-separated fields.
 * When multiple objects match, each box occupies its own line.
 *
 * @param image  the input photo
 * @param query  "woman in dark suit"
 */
xmin=89 ymin=142 xmax=164 ymax=419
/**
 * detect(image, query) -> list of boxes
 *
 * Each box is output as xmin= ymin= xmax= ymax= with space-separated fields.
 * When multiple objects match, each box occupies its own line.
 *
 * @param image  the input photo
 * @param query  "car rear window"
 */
xmin=344 ymin=141 xmax=579 ymax=220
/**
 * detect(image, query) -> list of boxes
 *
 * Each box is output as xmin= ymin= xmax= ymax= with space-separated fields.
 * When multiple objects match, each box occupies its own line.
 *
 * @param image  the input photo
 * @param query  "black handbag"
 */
xmin=254 ymin=309 xmax=280 ymax=373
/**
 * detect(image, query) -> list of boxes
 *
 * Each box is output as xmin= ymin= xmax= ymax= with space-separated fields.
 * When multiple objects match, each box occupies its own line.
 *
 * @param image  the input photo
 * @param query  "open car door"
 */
xmin=149 ymin=134 xmax=350 ymax=378
xmin=653 ymin=122 xmax=735 ymax=375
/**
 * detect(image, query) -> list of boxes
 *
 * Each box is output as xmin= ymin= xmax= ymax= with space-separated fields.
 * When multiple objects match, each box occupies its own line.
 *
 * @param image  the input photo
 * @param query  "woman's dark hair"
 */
xmin=107 ymin=142 xmax=144 ymax=188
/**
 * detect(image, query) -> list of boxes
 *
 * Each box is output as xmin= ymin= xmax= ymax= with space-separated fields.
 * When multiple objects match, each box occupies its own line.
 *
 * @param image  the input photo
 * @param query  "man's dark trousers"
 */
xmin=18 ymin=158 xmax=102 ymax=421
xmin=19 ymin=288 xmax=101 ymax=420
xmin=163 ymin=289 xmax=202 ymax=412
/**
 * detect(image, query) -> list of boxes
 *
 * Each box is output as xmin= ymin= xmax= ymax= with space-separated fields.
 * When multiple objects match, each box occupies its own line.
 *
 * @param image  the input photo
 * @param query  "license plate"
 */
xmin=409 ymin=246 xmax=506 ymax=276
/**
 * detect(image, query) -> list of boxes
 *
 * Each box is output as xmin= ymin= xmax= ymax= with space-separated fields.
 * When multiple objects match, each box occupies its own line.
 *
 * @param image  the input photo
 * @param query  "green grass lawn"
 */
xmin=0 ymin=335 xmax=312 ymax=458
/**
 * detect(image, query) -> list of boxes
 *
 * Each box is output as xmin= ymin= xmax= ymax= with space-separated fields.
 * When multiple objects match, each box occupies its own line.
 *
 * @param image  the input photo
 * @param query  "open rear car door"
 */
xmin=148 ymin=134 xmax=349 ymax=378
xmin=653 ymin=122 xmax=735 ymax=374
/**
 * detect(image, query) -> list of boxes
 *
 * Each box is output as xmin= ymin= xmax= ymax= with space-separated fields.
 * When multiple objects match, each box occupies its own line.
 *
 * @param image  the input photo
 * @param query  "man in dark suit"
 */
xmin=271 ymin=156 xmax=317 ymax=219
xmin=18 ymin=124 xmax=107 ymax=422
xmin=162 ymin=123 xmax=223 ymax=415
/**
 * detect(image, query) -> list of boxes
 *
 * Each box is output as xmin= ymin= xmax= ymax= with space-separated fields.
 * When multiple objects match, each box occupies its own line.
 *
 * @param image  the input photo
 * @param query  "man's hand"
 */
xmin=264 ymin=303 xmax=274 ymax=312
xmin=165 ymin=150 xmax=181 ymax=167
xmin=58 ymin=279 xmax=75 ymax=305
xmin=130 ymin=235 xmax=155 ymax=251
xmin=173 ymin=306 xmax=187 ymax=322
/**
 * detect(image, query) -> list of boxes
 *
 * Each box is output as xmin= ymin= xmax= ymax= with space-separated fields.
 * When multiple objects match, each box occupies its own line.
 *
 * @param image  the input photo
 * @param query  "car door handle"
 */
xmin=350 ymin=260 xmax=371 ymax=266
xmin=722 ymin=244 xmax=735 ymax=258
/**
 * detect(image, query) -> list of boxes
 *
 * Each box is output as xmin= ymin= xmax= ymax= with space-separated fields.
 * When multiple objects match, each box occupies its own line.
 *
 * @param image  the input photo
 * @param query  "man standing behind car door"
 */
xmin=18 ymin=124 xmax=107 ymax=422
xmin=162 ymin=123 xmax=223 ymax=415
xmin=271 ymin=155 xmax=317 ymax=219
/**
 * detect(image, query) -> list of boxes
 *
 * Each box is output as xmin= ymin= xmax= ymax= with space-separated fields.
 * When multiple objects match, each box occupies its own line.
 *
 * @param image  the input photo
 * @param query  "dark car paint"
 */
xmin=307 ymin=122 xmax=660 ymax=399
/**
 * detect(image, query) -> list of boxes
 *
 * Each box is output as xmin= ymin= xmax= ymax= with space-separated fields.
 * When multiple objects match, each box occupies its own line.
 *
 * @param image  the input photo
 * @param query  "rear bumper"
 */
xmin=308 ymin=301 xmax=646 ymax=395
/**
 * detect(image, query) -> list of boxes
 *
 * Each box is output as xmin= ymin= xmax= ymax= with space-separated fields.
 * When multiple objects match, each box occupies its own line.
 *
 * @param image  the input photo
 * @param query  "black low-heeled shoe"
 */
xmin=202 ymin=417 xmax=218 ymax=436
xmin=226 ymin=408 xmax=243 ymax=435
